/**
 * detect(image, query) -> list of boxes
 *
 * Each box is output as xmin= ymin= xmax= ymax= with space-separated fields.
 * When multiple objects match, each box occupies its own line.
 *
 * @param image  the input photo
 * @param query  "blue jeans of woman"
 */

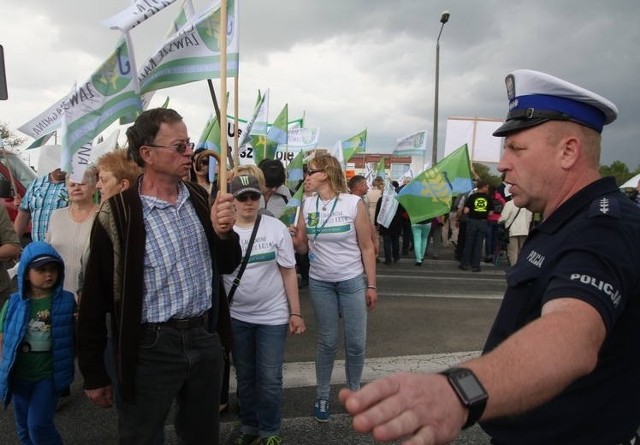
xmin=231 ymin=318 xmax=288 ymax=437
xmin=411 ymin=223 xmax=432 ymax=263
xmin=12 ymin=376 xmax=62 ymax=445
xmin=309 ymin=274 xmax=367 ymax=399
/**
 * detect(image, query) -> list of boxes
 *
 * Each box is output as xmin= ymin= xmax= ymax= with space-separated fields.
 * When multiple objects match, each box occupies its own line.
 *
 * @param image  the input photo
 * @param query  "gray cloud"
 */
xmin=0 ymin=0 xmax=638 ymax=168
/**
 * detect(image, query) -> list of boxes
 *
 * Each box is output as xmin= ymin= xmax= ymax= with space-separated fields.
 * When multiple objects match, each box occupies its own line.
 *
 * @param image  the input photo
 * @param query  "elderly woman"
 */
xmin=290 ymin=153 xmax=377 ymax=423
xmin=224 ymin=174 xmax=305 ymax=445
xmin=96 ymin=150 xmax=141 ymax=201
xmin=46 ymin=167 xmax=99 ymax=301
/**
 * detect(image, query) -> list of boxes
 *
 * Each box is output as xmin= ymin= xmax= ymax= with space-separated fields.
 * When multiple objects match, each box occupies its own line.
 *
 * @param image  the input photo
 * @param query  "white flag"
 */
xmin=377 ymin=181 xmax=399 ymax=229
xmin=102 ymin=0 xmax=178 ymax=32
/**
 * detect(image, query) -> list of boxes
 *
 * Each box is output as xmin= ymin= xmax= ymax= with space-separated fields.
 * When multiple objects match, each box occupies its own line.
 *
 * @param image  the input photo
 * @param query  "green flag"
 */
xmin=342 ymin=128 xmax=367 ymax=162
xmin=375 ymin=157 xmax=385 ymax=178
xmin=286 ymin=150 xmax=304 ymax=191
xmin=254 ymin=103 xmax=287 ymax=165
xmin=396 ymin=144 xmax=473 ymax=224
xmin=196 ymin=115 xmax=221 ymax=152
xmin=279 ymin=185 xmax=304 ymax=226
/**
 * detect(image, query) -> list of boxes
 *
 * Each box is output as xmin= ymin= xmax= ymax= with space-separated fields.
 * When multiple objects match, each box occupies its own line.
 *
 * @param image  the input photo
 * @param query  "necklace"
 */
xmin=313 ymin=195 xmax=339 ymax=245
xmin=319 ymin=195 xmax=336 ymax=211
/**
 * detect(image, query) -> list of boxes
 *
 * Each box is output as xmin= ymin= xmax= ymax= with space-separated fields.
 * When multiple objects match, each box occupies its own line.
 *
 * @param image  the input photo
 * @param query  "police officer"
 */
xmin=339 ymin=69 xmax=640 ymax=445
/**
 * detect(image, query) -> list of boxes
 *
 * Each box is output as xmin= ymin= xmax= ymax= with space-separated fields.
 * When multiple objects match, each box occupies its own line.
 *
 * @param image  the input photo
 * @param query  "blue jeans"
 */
xmin=12 ymin=377 xmax=62 ymax=445
xmin=232 ymin=319 xmax=288 ymax=437
xmin=411 ymin=223 xmax=432 ymax=263
xmin=461 ymin=218 xmax=487 ymax=269
xmin=309 ymin=274 xmax=367 ymax=399
xmin=118 ymin=324 xmax=223 ymax=445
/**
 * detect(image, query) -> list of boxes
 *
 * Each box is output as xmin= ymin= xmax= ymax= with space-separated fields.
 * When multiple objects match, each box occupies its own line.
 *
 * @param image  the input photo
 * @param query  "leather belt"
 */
xmin=145 ymin=316 xmax=205 ymax=330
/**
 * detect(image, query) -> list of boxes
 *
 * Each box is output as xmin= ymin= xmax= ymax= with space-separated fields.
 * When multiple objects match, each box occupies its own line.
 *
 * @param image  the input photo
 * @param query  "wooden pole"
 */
xmin=218 ymin=0 xmax=229 ymax=192
xmin=233 ymin=77 xmax=240 ymax=167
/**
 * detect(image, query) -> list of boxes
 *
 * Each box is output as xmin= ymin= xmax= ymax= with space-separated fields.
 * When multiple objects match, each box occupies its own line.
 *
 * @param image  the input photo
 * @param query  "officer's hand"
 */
xmin=339 ymin=372 xmax=467 ymax=445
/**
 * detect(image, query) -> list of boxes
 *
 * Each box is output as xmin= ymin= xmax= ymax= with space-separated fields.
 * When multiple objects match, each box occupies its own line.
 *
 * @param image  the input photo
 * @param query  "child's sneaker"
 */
xmin=313 ymin=398 xmax=330 ymax=422
xmin=233 ymin=433 xmax=260 ymax=445
xmin=260 ymin=436 xmax=282 ymax=445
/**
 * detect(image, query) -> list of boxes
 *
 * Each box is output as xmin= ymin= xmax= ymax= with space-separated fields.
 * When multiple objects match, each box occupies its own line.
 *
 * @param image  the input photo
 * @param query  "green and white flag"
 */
xmin=392 ymin=130 xmax=427 ymax=156
xmin=61 ymin=38 xmax=142 ymax=174
xmin=138 ymin=0 xmax=239 ymax=94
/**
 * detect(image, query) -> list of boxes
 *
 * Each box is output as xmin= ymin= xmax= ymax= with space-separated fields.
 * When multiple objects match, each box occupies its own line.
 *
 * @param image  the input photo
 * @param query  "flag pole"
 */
xmin=218 ymin=0 xmax=229 ymax=192
xmin=207 ymin=79 xmax=234 ymax=169
xmin=233 ymin=77 xmax=239 ymax=167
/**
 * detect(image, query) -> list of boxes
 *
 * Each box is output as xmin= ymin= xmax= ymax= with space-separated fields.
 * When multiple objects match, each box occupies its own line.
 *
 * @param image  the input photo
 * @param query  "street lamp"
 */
xmin=431 ymin=11 xmax=450 ymax=167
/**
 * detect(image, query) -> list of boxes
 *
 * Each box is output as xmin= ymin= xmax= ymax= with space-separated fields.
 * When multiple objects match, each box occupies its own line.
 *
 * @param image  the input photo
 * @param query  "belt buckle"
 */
xmin=173 ymin=318 xmax=191 ymax=329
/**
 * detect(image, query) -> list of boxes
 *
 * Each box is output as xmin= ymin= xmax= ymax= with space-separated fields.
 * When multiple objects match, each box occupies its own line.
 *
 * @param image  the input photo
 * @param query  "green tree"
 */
xmin=0 ymin=121 xmax=25 ymax=148
xmin=472 ymin=162 xmax=502 ymax=187
xmin=599 ymin=160 xmax=631 ymax=186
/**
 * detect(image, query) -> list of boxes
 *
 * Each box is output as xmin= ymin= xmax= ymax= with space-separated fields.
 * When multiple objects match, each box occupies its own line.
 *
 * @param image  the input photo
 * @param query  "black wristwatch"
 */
xmin=439 ymin=367 xmax=488 ymax=429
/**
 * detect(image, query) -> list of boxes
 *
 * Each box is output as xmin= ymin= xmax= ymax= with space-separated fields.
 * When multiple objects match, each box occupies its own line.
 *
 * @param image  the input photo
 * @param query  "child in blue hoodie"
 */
xmin=0 ymin=241 xmax=75 ymax=445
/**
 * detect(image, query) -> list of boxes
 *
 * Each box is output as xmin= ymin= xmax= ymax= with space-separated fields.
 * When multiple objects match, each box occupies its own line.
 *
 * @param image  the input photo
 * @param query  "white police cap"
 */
xmin=493 ymin=69 xmax=618 ymax=137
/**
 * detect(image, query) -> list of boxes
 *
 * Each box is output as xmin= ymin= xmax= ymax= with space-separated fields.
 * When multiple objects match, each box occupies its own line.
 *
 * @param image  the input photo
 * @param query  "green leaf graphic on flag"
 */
xmin=62 ymin=38 xmax=142 ymax=173
xmin=197 ymin=0 xmax=234 ymax=52
xmin=91 ymin=45 xmax=132 ymax=96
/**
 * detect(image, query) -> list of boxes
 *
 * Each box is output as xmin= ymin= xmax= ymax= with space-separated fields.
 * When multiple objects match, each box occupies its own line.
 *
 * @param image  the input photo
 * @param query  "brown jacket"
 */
xmin=77 ymin=179 xmax=240 ymax=402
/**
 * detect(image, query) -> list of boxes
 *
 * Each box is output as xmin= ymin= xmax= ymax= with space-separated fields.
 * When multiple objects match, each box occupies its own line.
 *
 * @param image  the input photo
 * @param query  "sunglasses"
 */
xmin=148 ymin=141 xmax=195 ymax=154
xmin=305 ymin=168 xmax=324 ymax=176
xmin=236 ymin=193 xmax=261 ymax=202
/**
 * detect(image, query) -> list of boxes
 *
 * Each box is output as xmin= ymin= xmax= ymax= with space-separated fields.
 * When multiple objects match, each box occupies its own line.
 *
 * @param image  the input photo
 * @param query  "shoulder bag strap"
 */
xmin=506 ymin=208 xmax=522 ymax=230
xmin=227 ymin=214 xmax=261 ymax=304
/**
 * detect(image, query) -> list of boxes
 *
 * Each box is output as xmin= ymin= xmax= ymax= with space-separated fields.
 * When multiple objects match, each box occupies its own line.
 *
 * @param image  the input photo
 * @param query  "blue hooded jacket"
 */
xmin=0 ymin=241 xmax=75 ymax=406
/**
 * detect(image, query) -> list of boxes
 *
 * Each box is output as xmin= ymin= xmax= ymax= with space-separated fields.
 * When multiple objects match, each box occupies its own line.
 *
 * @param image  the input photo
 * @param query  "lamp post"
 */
xmin=431 ymin=11 xmax=450 ymax=167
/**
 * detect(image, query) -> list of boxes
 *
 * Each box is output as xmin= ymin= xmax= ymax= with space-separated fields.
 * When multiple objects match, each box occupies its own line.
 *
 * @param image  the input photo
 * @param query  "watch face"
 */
xmin=457 ymin=372 xmax=487 ymax=401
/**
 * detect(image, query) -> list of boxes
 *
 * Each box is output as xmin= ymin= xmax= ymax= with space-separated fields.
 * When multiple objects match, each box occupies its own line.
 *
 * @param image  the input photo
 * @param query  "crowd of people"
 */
xmin=1 ymin=67 xmax=640 ymax=445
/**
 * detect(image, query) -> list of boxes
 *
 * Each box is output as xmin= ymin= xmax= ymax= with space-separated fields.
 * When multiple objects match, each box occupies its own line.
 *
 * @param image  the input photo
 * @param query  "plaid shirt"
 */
xmin=20 ymin=175 xmax=68 ymax=242
xmin=140 ymin=182 xmax=213 ymax=323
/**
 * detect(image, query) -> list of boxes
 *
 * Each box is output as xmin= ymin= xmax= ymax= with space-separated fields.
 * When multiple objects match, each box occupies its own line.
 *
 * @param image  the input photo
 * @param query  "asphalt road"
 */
xmin=0 ymin=243 xmax=507 ymax=444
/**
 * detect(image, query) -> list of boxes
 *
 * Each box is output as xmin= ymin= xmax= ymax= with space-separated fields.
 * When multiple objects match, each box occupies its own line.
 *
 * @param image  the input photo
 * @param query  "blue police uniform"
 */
xmin=481 ymin=177 xmax=640 ymax=444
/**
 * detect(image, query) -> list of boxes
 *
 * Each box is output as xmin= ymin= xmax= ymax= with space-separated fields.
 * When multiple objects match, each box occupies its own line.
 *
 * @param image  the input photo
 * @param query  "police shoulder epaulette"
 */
xmin=588 ymin=195 xmax=620 ymax=219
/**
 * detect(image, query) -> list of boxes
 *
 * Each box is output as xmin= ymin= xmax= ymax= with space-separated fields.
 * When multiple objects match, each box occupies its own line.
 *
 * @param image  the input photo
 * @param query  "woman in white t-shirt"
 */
xmin=223 ymin=173 xmax=305 ymax=445
xmin=290 ymin=153 xmax=378 ymax=423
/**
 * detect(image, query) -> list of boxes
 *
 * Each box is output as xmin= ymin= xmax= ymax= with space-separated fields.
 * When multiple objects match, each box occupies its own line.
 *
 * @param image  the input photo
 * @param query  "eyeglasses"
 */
xmin=147 ymin=141 xmax=195 ymax=154
xmin=236 ymin=193 xmax=261 ymax=202
xmin=305 ymin=169 xmax=324 ymax=176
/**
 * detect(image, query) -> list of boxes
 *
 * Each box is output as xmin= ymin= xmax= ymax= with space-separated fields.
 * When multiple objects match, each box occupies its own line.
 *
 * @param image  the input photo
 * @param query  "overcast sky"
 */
xmin=1 ymin=0 xmax=639 ymax=168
